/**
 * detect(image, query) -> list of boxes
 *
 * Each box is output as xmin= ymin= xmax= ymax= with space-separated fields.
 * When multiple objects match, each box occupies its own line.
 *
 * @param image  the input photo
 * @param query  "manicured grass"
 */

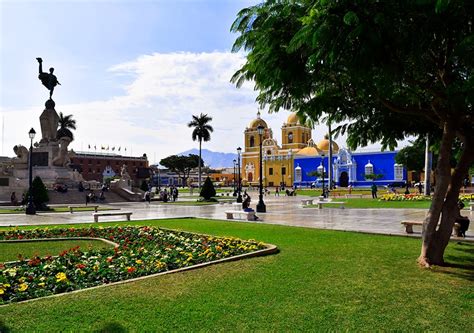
xmin=306 ymin=198 xmax=432 ymax=209
xmin=0 ymin=206 xmax=114 ymax=214
xmin=0 ymin=240 xmax=113 ymax=262
xmin=0 ymin=218 xmax=472 ymax=332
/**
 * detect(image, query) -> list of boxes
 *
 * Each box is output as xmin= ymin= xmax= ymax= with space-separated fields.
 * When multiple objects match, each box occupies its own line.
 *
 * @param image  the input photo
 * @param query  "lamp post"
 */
xmin=25 ymin=128 xmax=36 ymax=215
xmin=237 ymin=147 xmax=242 ymax=203
xmin=233 ymin=159 xmax=236 ymax=194
xmin=256 ymin=125 xmax=266 ymax=213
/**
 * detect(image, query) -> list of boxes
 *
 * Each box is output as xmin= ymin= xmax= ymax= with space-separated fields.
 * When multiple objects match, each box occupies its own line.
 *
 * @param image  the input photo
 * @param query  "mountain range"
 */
xmin=178 ymin=149 xmax=237 ymax=168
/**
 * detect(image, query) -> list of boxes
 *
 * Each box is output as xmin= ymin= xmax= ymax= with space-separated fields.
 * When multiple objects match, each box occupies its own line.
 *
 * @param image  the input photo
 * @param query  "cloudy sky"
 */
xmin=0 ymin=0 xmax=388 ymax=164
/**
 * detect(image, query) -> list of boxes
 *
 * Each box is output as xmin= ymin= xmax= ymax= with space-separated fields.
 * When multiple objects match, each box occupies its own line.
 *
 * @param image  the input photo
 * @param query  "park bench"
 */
xmin=313 ymin=200 xmax=345 ymax=209
xmin=301 ymin=199 xmax=313 ymax=205
xmin=401 ymin=220 xmax=461 ymax=235
xmin=225 ymin=210 xmax=256 ymax=221
xmin=68 ymin=205 xmax=99 ymax=213
xmin=93 ymin=211 xmax=132 ymax=223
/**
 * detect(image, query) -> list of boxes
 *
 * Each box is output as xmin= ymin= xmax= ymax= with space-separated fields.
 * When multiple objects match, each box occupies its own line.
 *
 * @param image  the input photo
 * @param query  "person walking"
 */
xmin=371 ymin=183 xmax=378 ymax=199
xmin=275 ymin=186 xmax=279 ymax=196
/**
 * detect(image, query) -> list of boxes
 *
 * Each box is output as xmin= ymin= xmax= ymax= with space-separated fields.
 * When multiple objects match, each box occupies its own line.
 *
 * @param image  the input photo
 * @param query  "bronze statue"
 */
xmin=36 ymin=57 xmax=61 ymax=99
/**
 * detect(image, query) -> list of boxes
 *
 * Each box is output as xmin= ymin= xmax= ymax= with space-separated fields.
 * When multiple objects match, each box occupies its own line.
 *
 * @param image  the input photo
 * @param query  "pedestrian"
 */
xmin=417 ymin=182 xmax=423 ymax=195
xmin=371 ymin=183 xmax=378 ymax=199
xmin=348 ymin=184 xmax=352 ymax=194
xmin=144 ymin=190 xmax=151 ymax=204
xmin=275 ymin=186 xmax=279 ymax=196
xmin=10 ymin=192 xmax=18 ymax=205
xmin=85 ymin=192 xmax=90 ymax=206
xmin=173 ymin=187 xmax=179 ymax=202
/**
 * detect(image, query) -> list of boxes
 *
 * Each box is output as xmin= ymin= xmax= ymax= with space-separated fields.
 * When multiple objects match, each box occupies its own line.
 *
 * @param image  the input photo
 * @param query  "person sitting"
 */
xmin=242 ymin=196 xmax=259 ymax=220
xmin=10 ymin=192 xmax=18 ymax=205
xmin=455 ymin=201 xmax=470 ymax=237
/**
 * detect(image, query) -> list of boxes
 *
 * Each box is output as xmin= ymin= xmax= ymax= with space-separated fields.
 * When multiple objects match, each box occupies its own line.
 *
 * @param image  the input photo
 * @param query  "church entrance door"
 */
xmin=339 ymin=171 xmax=349 ymax=187
xmin=248 ymin=172 xmax=253 ymax=182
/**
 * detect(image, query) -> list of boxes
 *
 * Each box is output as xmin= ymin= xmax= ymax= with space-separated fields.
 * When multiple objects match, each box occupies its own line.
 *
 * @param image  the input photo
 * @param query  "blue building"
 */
xmin=293 ymin=140 xmax=406 ymax=188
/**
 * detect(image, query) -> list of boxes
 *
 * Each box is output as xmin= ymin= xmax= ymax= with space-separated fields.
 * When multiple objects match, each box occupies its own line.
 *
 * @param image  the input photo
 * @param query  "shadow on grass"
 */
xmin=0 ymin=319 xmax=11 ymax=333
xmin=94 ymin=322 xmax=127 ymax=333
xmin=436 ymin=242 xmax=474 ymax=282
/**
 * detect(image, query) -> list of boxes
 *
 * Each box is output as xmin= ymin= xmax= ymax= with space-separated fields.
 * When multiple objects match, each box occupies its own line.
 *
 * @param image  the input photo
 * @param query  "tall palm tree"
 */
xmin=188 ymin=113 xmax=213 ymax=190
xmin=56 ymin=112 xmax=77 ymax=140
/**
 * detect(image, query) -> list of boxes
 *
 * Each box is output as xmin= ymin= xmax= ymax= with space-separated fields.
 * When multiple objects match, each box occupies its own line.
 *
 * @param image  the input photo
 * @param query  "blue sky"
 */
xmin=0 ymin=0 xmax=385 ymax=164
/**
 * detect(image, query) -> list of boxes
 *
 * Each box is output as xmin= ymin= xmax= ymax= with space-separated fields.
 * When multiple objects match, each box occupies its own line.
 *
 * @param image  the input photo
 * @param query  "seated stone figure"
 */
xmin=52 ymin=136 xmax=72 ymax=167
xmin=12 ymin=145 xmax=29 ymax=167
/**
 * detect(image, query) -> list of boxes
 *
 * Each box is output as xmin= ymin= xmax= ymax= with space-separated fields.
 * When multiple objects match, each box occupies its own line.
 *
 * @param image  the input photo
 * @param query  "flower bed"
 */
xmin=0 ymin=226 xmax=267 ymax=304
xmin=379 ymin=194 xmax=431 ymax=201
xmin=380 ymin=193 xmax=473 ymax=202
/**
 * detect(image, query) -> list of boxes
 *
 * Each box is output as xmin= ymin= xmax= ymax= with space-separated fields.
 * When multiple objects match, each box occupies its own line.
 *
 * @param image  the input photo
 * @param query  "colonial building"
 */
xmin=241 ymin=112 xmax=406 ymax=187
xmin=70 ymin=152 xmax=150 ymax=184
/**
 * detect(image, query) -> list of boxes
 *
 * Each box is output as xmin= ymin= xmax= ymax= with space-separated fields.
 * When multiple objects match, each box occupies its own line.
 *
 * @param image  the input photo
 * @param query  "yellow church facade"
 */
xmin=241 ymin=112 xmax=337 ymax=187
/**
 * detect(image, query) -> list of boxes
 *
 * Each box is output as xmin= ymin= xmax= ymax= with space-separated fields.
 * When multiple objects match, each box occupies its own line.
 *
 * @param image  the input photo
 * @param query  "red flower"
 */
xmin=76 ymin=263 xmax=86 ymax=269
xmin=127 ymin=266 xmax=136 ymax=273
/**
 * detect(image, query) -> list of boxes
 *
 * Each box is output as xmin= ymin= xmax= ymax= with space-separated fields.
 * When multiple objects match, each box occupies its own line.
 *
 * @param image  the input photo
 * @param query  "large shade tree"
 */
xmin=160 ymin=154 xmax=204 ymax=187
xmin=188 ymin=113 xmax=213 ymax=190
xmin=231 ymin=0 xmax=474 ymax=266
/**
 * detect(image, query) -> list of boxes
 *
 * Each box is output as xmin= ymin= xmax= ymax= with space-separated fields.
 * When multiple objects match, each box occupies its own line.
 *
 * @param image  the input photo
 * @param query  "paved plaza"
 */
xmin=0 ymin=194 xmax=472 ymax=240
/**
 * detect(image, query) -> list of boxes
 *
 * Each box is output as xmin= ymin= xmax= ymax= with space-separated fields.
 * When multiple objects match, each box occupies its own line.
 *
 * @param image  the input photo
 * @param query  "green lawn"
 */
xmin=306 ymin=198 xmax=433 ymax=209
xmin=0 ymin=240 xmax=113 ymax=262
xmin=298 ymin=188 xmax=373 ymax=197
xmin=0 ymin=206 xmax=114 ymax=214
xmin=0 ymin=218 xmax=472 ymax=331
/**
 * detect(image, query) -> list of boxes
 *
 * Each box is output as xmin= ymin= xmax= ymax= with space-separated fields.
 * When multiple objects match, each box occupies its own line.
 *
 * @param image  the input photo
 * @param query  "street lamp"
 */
xmin=26 ymin=128 xmax=36 ymax=215
xmin=233 ymin=159 xmax=236 ymax=195
xmin=256 ymin=125 xmax=266 ymax=213
xmin=237 ymin=147 xmax=242 ymax=203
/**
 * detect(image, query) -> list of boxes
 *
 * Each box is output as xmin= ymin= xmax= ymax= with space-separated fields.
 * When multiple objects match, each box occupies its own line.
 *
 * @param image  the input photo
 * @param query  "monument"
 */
xmin=0 ymin=58 xmax=78 ymax=200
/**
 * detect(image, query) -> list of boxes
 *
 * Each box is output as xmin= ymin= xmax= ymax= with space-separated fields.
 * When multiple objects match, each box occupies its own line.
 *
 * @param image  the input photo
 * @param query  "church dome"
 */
xmin=286 ymin=112 xmax=300 ymax=125
xmin=248 ymin=111 xmax=268 ymax=129
xmin=317 ymin=135 xmax=339 ymax=153
xmin=296 ymin=138 xmax=319 ymax=156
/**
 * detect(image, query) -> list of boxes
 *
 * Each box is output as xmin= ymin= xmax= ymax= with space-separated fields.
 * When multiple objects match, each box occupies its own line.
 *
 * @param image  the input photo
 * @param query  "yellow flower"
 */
xmin=38 ymin=282 xmax=45 ymax=287
xmin=18 ymin=283 xmax=28 ymax=292
xmin=0 ymin=288 xmax=4 ymax=295
xmin=135 ymin=259 xmax=143 ymax=265
xmin=215 ymin=246 xmax=222 ymax=252
xmin=56 ymin=272 xmax=68 ymax=283
xmin=155 ymin=261 xmax=166 ymax=270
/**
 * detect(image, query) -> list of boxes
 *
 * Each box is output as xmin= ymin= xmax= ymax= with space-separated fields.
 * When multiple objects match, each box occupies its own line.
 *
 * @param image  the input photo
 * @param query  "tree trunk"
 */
xmin=198 ymin=140 xmax=202 ymax=191
xmin=418 ymin=123 xmax=474 ymax=267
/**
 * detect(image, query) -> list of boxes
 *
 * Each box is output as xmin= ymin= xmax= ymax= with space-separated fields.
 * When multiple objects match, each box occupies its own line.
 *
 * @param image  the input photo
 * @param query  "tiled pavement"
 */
xmin=0 ymin=194 xmax=472 ymax=240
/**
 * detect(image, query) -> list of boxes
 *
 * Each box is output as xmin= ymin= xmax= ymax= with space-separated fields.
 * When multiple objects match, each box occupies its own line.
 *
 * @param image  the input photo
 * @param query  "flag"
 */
xmin=118 ymin=147 xmax=121 ymax=151
xmin=112 ymin=147 xmax=115 ymax=151
xmin=88 ymin=144 xmax=91 ymax=149
xmin=94 ymin=145 xmax=96 ymax=150
xmin=107 ymin=145 xmax=109 ymax=151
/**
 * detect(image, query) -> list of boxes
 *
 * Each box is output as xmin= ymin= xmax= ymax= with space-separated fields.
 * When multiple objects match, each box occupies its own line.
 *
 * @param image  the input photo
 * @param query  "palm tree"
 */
xmin=188 ymin=113 xmax=213 ymax=190
xmin=56 ymin=112 xmax=76 ymax=140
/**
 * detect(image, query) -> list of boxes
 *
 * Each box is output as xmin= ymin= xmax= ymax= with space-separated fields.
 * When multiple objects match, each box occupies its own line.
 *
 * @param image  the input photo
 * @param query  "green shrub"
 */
xmin=140 ymin=180 xmax=149 ymax=192
xmin=24 ymin=176 xmax=49 ymax=210
xmin=200 ymin=177 xmax=216 ymax=200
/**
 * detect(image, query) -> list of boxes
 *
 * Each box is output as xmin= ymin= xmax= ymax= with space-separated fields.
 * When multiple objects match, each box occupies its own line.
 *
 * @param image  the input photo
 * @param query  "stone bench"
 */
xmin=225 ymin=210 xmax=255 ymax=221
xmin=401 ymin=220 xmax=461 ymax=235
xmin=313 ymin=201 xmax=345 ymax=209
xmin=93 ymin=211 xmax=132 ymax=222
xmin=68 ymin=205 xmax=99 ymax=213
xmin=301 ymin=199 xmax=313 ymax=205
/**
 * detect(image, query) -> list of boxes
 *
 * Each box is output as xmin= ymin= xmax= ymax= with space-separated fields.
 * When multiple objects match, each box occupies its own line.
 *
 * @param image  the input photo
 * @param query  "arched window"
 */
xmin=288 ymin=132 xmax=293 ymax=144
xmin=266 ymin=150 xmax=271 ymax=155
xmin=365 ymin=160 xmax=374 ymax=176
xmin=394 ymin=163 xmax=403 ymax=180
xmin=249 ymin=136 xmax=255 ymax=147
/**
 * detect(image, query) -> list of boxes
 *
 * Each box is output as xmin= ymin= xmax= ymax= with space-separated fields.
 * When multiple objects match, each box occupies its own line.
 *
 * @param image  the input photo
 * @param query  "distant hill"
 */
xmin=178 ymin=149 xmax=237 ymax=168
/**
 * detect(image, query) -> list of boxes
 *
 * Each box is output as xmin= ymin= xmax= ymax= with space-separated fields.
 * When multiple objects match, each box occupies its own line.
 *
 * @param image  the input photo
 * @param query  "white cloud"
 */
xmin=1 ymin=51 xmax=399 ymax=165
